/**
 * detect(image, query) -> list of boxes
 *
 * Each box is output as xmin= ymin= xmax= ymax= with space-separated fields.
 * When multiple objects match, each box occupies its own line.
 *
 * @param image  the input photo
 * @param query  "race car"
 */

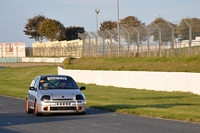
xmin=26 ymin=74 xmax=86 ymax=116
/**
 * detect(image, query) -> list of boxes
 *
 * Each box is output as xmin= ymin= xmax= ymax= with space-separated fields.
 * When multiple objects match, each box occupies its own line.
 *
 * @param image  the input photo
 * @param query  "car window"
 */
xmin=30 ymin=79 xmax=35 ymax=87
xmin=34 ymin=77 xmax=39 ymax=89
xmin=30 ymin=77 xmax=39 ymax=87
xmin=39 ymin=76 xmax=78 ymax=90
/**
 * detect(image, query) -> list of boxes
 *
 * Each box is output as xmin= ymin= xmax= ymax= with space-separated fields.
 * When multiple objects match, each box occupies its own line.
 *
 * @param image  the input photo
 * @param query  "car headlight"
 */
xmin=41 ymin=95 xmax=50 ymax=101
xmin=76 ymin=95 xmax=84 ymax=100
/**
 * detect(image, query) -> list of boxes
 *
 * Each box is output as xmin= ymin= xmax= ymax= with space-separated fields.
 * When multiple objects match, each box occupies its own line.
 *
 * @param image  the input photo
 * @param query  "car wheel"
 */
xmin=34 ymin=101 xmax=42 ymax=116
xmin=26 ymin=98 xmax=33 ymax=114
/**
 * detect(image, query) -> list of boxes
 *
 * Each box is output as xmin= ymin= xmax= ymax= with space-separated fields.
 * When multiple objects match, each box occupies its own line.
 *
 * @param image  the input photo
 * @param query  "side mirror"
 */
xmin=29 ymin=86 xmax=36 ymax=91
xmin=80 ymin=86 xmax=86 ymax=90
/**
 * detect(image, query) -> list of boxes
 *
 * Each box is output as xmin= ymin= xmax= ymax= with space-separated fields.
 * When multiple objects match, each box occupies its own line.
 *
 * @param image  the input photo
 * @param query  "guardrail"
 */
xmin=0 ymin=58 xmax=22 ymax=63
xmin=0 ymin=57 xmax=66 ymax=63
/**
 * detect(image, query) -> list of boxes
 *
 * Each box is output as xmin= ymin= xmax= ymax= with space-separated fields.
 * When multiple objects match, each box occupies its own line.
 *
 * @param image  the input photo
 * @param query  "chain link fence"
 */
xmin=78 ymin=19 xmax=200 ymax=57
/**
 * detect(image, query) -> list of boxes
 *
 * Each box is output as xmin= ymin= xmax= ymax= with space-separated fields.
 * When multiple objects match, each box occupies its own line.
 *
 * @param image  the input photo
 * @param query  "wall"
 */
xmin=32 ymin=40 xmax=83 ymax=57
xmin=58 ymin=67 xmax=200 ymax=95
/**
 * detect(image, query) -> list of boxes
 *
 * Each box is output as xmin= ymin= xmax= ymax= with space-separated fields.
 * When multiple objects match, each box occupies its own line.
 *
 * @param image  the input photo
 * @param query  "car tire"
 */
xmin=34 ymin=101 xmax=42 ymax=116
xmin=78 ymin=112 xmax=86 ymax=115
xmin=26 ymin=98 xmax=33 ymax=114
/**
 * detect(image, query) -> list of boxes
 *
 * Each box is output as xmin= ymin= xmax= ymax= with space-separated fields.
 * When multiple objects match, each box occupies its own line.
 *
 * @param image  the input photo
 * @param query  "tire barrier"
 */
xmin=0 ymin=66 xmax=6 ymax=69
xmin=0 ymin=57 xmax=66 ymax=63
xmin=0 ymin=58 xmax=22 ymax=63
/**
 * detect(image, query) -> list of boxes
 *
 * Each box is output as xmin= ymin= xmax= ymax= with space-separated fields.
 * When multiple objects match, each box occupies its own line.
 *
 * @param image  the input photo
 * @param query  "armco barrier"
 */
xmin=58 ymin=66 xmax=200 ymax=95
xmin=0 ymin=57 xmax=66 ymax=63
xmin=21 ymin=57 xmax=66 ymax=63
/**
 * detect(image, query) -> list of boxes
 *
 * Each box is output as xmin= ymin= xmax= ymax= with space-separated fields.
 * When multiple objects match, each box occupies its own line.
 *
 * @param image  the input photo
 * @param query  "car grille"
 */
xmin=50 ymin=107 xmax=76 ymax=111
xmin=52 ymin=98 xmax=73 ymax=100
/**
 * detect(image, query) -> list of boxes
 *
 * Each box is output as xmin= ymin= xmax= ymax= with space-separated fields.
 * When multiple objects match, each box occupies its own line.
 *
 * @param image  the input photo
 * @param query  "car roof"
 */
xmin=38 ymin=74 xmax=72 ymax=78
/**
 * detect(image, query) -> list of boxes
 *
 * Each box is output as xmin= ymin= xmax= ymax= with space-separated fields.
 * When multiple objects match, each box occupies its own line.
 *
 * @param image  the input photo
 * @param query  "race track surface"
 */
xmin=0 ymin=95 xmax=200 ymax=133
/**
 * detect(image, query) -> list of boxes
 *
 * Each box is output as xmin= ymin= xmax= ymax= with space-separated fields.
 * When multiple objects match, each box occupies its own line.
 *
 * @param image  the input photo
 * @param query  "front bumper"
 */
xmin=37 ymin=100 xmax=86 ymax=113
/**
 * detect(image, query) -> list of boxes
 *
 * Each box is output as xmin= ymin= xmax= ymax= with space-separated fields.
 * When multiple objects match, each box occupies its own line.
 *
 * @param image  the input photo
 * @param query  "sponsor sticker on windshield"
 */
xmin=47 ymin=77 xmax=67 ymax=80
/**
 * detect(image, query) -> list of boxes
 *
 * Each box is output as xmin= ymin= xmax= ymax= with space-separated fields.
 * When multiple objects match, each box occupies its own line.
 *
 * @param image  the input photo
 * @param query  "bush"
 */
xmin=62 ymin=56 xmax=72 ymax=68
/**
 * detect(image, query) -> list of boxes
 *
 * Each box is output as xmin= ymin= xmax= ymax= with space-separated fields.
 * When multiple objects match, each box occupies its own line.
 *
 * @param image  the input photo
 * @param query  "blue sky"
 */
xmin=0 ymin=0 xmax=200 ymax=46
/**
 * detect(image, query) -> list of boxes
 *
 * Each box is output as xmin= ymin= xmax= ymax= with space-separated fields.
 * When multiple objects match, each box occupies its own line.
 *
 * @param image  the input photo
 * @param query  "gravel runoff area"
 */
xmin=0 ymin=62 xmax=61 ymax=68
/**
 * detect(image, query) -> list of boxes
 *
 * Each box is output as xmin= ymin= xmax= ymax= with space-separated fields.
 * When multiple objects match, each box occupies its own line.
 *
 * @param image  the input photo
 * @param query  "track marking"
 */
xmin=92 ymin=123 xmax=121 ymax=126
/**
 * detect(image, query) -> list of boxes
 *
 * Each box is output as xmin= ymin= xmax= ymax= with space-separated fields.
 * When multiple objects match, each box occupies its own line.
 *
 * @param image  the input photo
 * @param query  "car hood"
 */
xmin=39 ymin=89 xmax=83 ymax=99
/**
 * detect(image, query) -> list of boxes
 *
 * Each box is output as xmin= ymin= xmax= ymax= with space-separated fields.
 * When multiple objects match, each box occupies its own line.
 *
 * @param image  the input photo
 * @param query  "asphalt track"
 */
xmin=0 ymin=95 xmax=200 ymax=133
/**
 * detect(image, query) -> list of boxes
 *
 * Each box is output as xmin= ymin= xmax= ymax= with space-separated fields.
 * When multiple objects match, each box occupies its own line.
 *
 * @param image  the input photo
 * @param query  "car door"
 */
xmin=28 ymin=77 xmax=39 ymax=108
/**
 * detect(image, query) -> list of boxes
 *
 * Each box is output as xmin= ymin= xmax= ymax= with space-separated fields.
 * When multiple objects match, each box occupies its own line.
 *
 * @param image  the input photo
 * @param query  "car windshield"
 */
xmin=39 ymin=76 xmax=79 ymax=90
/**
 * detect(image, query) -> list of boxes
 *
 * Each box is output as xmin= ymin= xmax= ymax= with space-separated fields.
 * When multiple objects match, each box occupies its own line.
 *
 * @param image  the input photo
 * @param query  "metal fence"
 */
xmin=78 ymin=19 xmax=200 ymax=57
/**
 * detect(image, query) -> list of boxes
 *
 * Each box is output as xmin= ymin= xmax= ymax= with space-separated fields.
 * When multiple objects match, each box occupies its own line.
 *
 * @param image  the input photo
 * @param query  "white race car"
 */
xmin=26 ymin=74 xmax=86 ymax=116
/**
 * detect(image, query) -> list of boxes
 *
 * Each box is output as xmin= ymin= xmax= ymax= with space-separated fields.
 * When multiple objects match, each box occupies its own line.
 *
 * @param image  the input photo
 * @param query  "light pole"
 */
xmin=95 ymin=9 xmax=100 ymax=31
xmin=117 ymin=0 xmax=120 ymax=56
xmin=95 ymin=9 xmax=100 ymax=56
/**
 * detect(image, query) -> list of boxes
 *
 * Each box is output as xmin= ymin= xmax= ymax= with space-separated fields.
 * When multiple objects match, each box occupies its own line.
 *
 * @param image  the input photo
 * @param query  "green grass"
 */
xmin=80 ymin=83 xmax=200 ymax=123
xmin=0 ymin=65 xmax=58 ymax=98
xmin=1 ymin=55 xmax=200 ymax=123
xmin=63 ymin=55 xmax=200 ymax=72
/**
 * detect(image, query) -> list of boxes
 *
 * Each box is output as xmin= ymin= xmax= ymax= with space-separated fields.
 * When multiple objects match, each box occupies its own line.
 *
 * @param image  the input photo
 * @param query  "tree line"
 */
xmin=23 ymin=15 xmax=85 ymax=43
xmin=24 ymin=15 xmax=200 ymax=43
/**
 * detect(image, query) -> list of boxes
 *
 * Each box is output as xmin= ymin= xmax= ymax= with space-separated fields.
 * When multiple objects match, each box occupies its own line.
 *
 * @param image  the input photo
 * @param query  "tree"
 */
xmin=99 ymin=21 xmax=117 ymax=41
xmin=38 ymin=19 xmax=66 ymax=42
xmin=99 ymin=16 xmax=146 ymax=44
xmin=120 ymin=16 xmax=143 ymax=28
xmin=120 ymin=16 xmax=146 ymax=44
xmin=23 ymin=15 xmax=46 ymax=42
xmin=177 ymin=18 xmax=200 ymax=40
xmin=65 ymin=26 xmax=85 ymax=41
xmin=100 ymin=16 xmax=143 ymax=31
xmin=100 ymin=21 xmax=117 ymax=31
xmin=149 ymin=17 xmax=178 ymax=44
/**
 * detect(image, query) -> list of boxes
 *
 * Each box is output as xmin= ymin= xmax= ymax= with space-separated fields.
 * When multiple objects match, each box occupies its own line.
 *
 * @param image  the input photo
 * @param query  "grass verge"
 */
xmin=63 ymin=55 xmax=200 ymax=72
